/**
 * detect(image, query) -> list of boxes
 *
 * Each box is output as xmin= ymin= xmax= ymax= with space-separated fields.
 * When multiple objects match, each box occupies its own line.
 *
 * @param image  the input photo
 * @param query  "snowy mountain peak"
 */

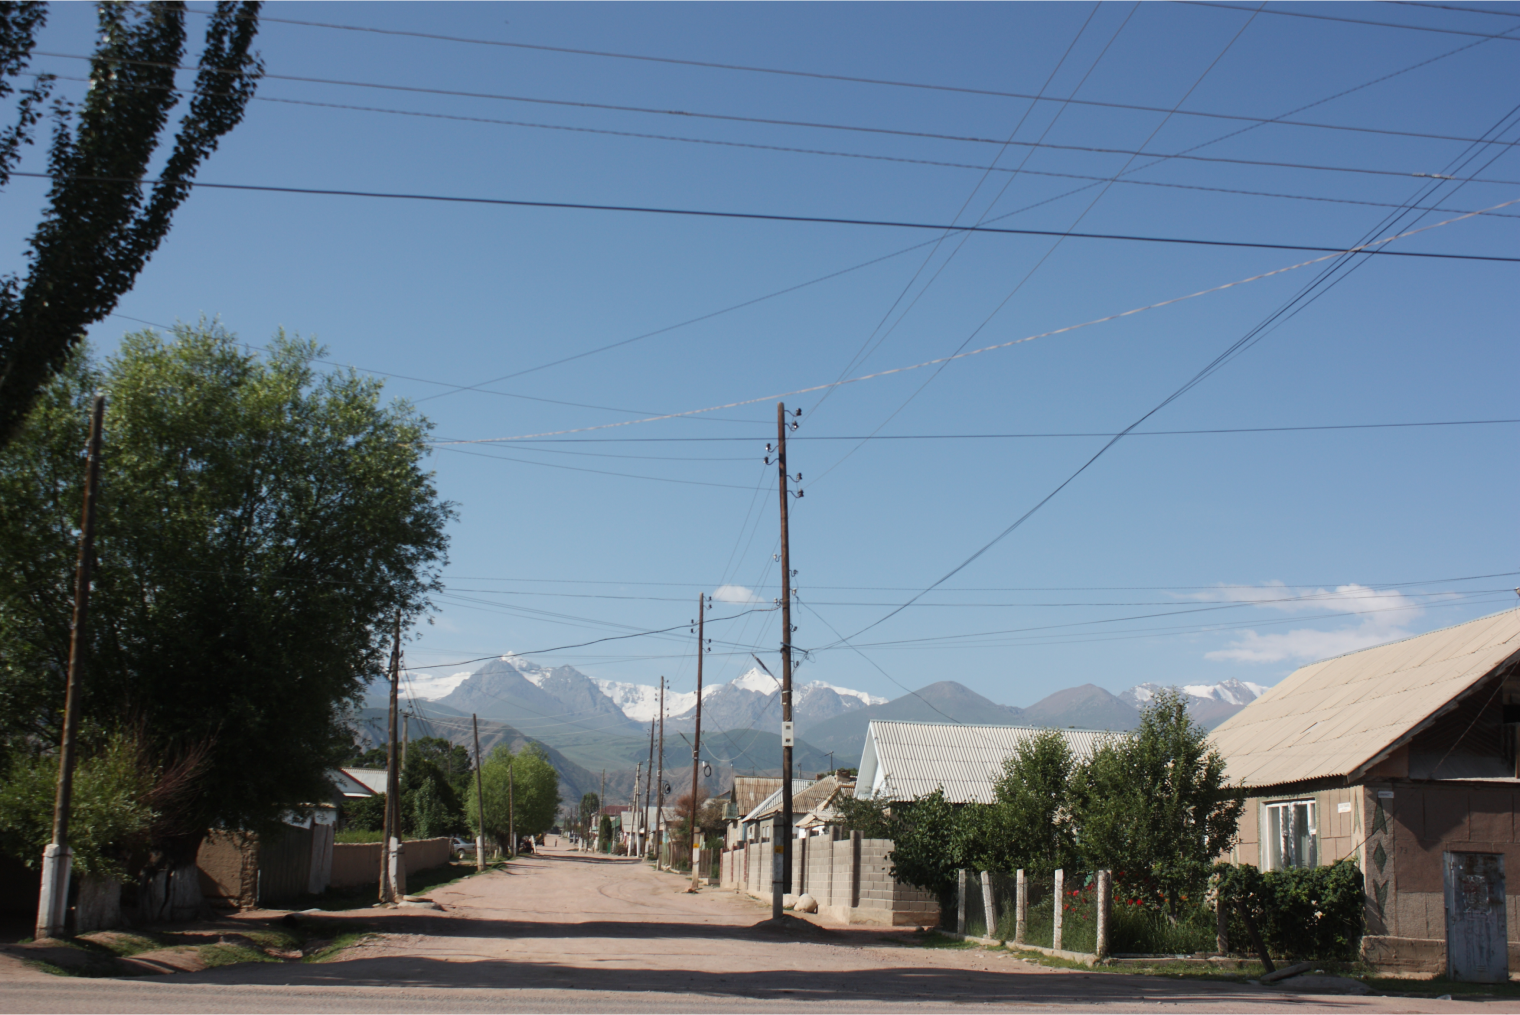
xmin=1124 ymin=679 xmax=1269 ymax=707
xmin=807 ymin=680 xmax=889 ymax=706
xmin=731 ymin=668 xmax=781 ymax=695
xmin=593 ymin=679 xmax=697 ymax=723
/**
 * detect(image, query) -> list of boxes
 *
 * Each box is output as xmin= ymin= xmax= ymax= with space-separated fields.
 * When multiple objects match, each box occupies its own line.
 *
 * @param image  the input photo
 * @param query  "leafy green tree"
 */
xmin=345 ymin=747 xmax=389 ymax=769
xmin=882 ymin=788 xmax=969 ymax=908
xmin=597 ymin=813 xmax=613 ymax=852
xmin=834 ymin=792 xmax=899 ymax=840
xmin=0 ymin=323 xmax=452 ymax=880
xmin=578 ymin=792 xmax=599 ymax=836
xmin=404 ymin=735 xmax=472 ymax=799
xmin=0 ymin=731 xmax=154 ymax=879
xmin=979 ymin=728 xmax=1078 ymax=875
xmin=400 ymin=743 xmax=464 ymax=838
xmin=409 ymin=779 xmax=453 ymax=840
xmin=0 ymin=2 xmax=265 ymax=445
xmin=342 ymin=793 xmax=385 ymax=834
xmin=466 ymin=743 xmax=560 ymax=848
xmin=1070 ymin=688 xmax=1242 ymax=914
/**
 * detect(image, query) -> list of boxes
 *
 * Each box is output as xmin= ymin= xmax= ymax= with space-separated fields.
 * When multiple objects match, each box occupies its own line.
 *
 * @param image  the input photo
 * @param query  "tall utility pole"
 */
xmin=472 ymin=713 xmax=486 ymax=871
xmin=655 ymin=677 xmax=665 ymax=864
xmin=632 ymin=761 xmax=641 ymax=855
xmin=642 ymin=717 xmax=655 ymax=857
xmin=690 ymin=593 xmax=706 ymax=891
xmin=36 ymin=394 xmax=105 ymax=940
xmin=773 ymin=400 xmax=797 ymax=920
xmin=380 ymin=611 xmax=404 ymax=902
xmin=508 ymin=761 xmax=516 ymax=858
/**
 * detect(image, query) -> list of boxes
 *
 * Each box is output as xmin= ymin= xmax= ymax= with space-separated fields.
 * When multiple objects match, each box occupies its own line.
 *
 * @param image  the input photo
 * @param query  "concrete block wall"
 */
xmin=720 ymin=832 xmax=939 ymax=927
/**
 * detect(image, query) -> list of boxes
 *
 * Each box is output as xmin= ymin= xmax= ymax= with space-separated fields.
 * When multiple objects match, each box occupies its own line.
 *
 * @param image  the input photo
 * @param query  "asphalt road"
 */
xmin=0 ymin=848 xmax=1494 ymax=1012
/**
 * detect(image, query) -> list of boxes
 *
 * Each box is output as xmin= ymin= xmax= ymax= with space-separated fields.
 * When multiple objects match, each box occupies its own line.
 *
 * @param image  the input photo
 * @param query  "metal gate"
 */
xmin=1444 ymin=851 xmax=1507 ymax=983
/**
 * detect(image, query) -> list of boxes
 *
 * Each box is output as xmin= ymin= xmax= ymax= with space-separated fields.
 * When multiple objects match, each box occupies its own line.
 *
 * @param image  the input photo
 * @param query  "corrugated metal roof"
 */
xmin=1210 ymin=608 xmax=1520 ymax=790
xmin=857 ymin=721 xmax=1117 ymax=804
xmin=731 ymin=776 xmax=784 ymax=817
xmin=740 ymin=780 xmax=813 ymax=824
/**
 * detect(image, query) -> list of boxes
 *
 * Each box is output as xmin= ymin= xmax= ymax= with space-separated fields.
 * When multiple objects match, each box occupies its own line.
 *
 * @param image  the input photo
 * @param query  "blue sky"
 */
xmin=6 ymin=2 xmax=1517 ymax=709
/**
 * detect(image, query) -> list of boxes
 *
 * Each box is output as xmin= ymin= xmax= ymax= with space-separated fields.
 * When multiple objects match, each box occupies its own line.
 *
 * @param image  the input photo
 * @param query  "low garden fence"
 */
xmin=945 ymin=862 xmax=1364 ymax=964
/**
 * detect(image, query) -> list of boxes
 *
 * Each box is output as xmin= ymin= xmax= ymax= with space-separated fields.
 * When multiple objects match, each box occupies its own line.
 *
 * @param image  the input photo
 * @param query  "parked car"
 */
xmin=451 ymin=837 xmax=476 ymax=856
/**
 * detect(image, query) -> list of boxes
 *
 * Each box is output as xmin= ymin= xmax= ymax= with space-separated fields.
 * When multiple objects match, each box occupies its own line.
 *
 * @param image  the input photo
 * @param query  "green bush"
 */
xmin=1215 ymin=860 xmax=1364 ymax=960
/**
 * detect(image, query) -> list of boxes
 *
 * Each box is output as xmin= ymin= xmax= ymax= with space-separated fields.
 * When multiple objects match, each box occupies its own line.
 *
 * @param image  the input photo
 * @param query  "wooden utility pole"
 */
xmin=632 ymin=761 xmax=641 ymax=855
xmin=690 ymin=593 xmax=706 ymax=891
xmin=655 ymin=677 xmax=665 ymax=865
xmin=36 ymin=394 xmax=104 ymax=940
xmin=471 ymin=713 xmax=485 ymax=871
xmin=642 ymin=717 xmax=656 ymax=857
xmin=379 ymin=610 xmax=403 ymax=902
xmin=774 ymin=400 xmax=797 ymax=920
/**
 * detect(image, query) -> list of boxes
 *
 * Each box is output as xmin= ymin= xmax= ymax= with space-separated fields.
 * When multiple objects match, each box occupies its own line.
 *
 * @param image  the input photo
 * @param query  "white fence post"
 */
xmin=1096 ymin=870 xmax=1112 ymax=960
xmin=956 ymin=868 xmax=967 ymax=935
xmin=1015 ymin=868 xmax=1027 ymax=944
xmin=1053 ymin=868 xmax=1064 ymax=951
xmin=981 ymin=870 xmax=997 ymax=940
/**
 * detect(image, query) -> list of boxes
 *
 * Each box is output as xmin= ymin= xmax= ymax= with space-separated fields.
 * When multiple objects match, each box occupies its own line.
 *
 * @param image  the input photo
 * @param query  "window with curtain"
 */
xmin=1264 ymin=799 xmax=1317 ymax=869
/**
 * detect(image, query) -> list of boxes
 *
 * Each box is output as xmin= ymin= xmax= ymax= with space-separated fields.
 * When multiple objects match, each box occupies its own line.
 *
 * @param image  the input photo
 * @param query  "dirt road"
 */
xmin=0 ymin=847 xmax=1494 ymax=1012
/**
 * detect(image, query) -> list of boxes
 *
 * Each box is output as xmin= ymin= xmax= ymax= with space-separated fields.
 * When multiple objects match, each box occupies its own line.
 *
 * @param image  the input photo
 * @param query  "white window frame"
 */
xmin=1263 ymin=798 xmax=1318 ymax=870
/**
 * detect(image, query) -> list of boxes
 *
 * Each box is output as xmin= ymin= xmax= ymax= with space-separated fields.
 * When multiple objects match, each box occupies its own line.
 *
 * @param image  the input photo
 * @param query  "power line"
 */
xmin=484 ymin=418 xmax=1520 ymax=443
xmin=1387 ymin=1 xmax=1520 ymax=17
xmin=183 ymin=6 xmax=1520 ymax=134
xmin=426 ymin=196 xmax=1520 ymax=446
xmin=1181 ymin=1 xmax=1520 ymax=39
xmin=406 ymin=605 xmax=777 ymax=669
xmin=34 ymin=51 xmax=1520 ymax=181
xmin=26 ymin=172 xmax=1516 ymax=263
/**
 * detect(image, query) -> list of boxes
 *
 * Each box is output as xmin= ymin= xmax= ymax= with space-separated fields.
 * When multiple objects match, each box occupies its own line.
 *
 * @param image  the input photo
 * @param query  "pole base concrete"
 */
xmin=36 ymin=843 xmax=73 ymax=940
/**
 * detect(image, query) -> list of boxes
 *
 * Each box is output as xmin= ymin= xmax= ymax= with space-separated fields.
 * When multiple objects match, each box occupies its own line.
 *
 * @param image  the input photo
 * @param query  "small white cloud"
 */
xmin=1203 ymin=581 xmax=1424 ymax=665
xmin=713 ymin=584 xmax=761 ymax=604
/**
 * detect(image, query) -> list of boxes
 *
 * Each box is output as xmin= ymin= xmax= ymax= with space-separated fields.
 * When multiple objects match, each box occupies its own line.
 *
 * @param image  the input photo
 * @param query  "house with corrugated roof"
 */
xmin=1210 ymin=608 xmax=1520 ymax=976
xmin=855 ymin=720 xmax=1116 ymax=803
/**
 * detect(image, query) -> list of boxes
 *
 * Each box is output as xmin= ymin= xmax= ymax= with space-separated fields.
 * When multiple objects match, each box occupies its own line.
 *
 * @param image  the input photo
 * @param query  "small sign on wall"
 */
xmin=1338 ymin=802 xmax=1353 ymax=813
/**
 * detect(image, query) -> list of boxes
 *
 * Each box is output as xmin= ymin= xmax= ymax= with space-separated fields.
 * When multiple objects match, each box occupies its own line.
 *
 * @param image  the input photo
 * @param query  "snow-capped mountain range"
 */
xmin=1124 ymin=678 xmax=1268 ymax=707
xmin=410 ymin=652 xmax=1265 ymax=740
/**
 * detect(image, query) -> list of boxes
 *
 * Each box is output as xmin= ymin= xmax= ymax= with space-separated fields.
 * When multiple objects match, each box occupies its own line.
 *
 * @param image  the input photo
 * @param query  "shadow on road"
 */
xmin=155 ymin=952 xmax=1365 ymax=1007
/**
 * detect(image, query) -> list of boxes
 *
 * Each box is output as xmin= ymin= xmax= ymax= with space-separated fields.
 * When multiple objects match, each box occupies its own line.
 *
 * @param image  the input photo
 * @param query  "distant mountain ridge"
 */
xmin=392 ymin=655 xmax=1268 ymax=782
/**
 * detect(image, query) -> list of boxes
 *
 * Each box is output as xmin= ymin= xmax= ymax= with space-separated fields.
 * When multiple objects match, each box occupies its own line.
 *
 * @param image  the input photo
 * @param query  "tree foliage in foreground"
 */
xmin=0 ymin=2 xmax=264 ymax=445
xmin=0 ymin=322 xmax=452 ymax=872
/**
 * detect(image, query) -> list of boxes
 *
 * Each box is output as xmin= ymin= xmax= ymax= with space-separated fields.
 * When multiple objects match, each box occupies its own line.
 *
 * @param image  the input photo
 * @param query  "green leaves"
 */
xmin=0 ymin=2 xmax=263 ymax=445
xmin=466 ymin=743 xmax=560 ymax=843
xmin=1215 ymin=860 xmax=1364 ymax=960
xmin=0 ymin=732 xmax=155 ymax=879
xmin=0 ymin=321 xmax=453 ymax=849
xmin=1069 ymin=689 xmax=1242 ymax=912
